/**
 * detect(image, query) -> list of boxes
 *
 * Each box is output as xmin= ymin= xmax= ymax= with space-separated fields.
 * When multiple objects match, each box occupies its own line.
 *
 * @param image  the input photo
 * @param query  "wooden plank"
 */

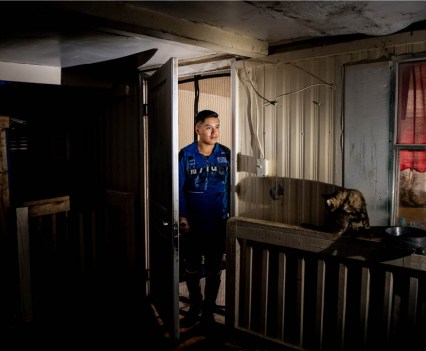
xmin=51 ymin=213 xmax=57 ymax=252
xmin=315 ymin=260 xmax=326 ymax=349
xmin=56 ymin=2 xmax=268 ymax=58
xmin=91 ymin=210 xmax=97 ymax=270
xmin=241 ymin=29 xmax=426 ymax=67
xmin=225 ymin=219 xmax=237 ymax=331
xmin=277 ymin=252 xmax=287 ymax=340
xmin=79 ymin=211 xmax=85 ymax=271
xmin=408 ymin=277 xmax=419 ymax=329
xmin=106 ymin=190 xmax=136 ymax=267
xmin=23 ymin=196 xmax=70 ymax=217
xmin=260 ymin=248 xmax=269 ymax=335
xmin=228 ymin=217 xmax=426 ymax=272
xmin=383 ymin=271 xmax=394 ymax=342
xmin=16 ymin=207 xmax=32 ymax=322
xmin=0 ymin=116 xmax=10 ymax=210
xmin=390 ymin=275 xmax=401 ymax=342
xmin=336 ymin=263 xmax=348 ymax=350
xmin=0 ymin=116 xmax=10 ymax=128
xmin=359 ymin=267 xmax=371 ymax=347
xmin=297 ymin=257 xmax=305 ymax=347
xmin=243 ymin=242 xmax=253 ymax=329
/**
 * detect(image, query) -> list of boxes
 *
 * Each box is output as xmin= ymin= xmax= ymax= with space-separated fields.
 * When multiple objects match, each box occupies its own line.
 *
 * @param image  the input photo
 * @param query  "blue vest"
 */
xmin=179 ymin=141 xmax=230 ymax=223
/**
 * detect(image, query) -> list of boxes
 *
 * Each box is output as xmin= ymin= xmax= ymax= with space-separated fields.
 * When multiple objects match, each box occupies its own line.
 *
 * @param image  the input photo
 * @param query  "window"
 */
xmin=395 ymin=59 xmax=426 ymax=229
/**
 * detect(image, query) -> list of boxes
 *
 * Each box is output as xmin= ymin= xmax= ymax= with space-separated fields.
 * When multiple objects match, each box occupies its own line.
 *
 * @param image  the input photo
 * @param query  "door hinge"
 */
xmin=142 ymin=103 xmax=148 ymax=117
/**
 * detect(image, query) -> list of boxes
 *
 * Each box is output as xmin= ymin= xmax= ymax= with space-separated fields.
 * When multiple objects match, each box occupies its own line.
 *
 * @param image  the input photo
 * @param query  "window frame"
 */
xmin=392 ymin=53 xmax=426 ymax=227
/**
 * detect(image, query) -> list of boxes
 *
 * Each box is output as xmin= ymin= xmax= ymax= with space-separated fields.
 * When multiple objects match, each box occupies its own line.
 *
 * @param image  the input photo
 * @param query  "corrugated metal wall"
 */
xmin=235 ymin=38 xmax=426 ymax=225
xmin=236 ymin=59 xmax=336 ymax=182
xmin=178 ymin=72 xmax=231 ymax=150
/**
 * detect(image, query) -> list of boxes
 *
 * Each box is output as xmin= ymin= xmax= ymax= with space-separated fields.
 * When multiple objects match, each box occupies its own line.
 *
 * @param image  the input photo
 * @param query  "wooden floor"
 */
xmin=173 ymin=322 xmax=244 ymax=351
xmin=4 ymin=272 xmax=247 ymax=351
xmin=5 ymin=276 xmax=168 ymax=350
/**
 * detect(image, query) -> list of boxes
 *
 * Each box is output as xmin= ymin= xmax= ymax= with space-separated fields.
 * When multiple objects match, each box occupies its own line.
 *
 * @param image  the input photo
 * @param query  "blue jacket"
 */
xmin=179 ymin=141 xmax=230 ymax=224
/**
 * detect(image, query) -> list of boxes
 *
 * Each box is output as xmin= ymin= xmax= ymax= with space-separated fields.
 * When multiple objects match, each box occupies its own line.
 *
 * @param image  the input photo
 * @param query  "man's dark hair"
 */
xmin=194 ymin=110 xmax=219 ymax=125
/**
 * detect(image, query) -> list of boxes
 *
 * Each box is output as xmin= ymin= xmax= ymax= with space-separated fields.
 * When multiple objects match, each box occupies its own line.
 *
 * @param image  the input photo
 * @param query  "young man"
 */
xmin=178 ymin=109 xmax=231 ymax=328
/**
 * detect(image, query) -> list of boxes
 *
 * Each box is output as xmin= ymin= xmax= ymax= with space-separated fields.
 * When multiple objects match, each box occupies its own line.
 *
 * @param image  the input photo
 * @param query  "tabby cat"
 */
xmin=322 ymin=188 xmax=370 ymax=235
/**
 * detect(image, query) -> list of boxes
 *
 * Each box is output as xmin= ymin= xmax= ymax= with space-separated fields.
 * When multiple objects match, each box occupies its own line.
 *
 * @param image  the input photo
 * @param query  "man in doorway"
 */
xmin=178 ymin=109 xmax=230 ymax=329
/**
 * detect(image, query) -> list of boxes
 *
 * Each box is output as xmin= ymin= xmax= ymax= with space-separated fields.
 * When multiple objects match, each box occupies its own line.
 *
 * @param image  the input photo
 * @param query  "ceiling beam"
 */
xmin=52 ymin=2 xmax=268 ymax=59
xmin=242 ymin=28 xmax=426 ymax=66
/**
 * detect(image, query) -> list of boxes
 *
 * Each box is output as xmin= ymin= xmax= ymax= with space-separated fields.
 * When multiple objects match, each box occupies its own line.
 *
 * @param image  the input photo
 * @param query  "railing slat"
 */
xmin=316 ymin=259 xmax=326 ymax=349
xmin=277 ymin=252 xmax=287 ymax=340
xmin=337 ymin=263 xmax=348 ymax=349
xmin=226 ymin=217 xmax=426 ymax=351
xmin=260 ymin=248 xmax=269 ymax=335
xmin=298 ymin=257 xmax=305 ymax=347
xmin=242 ymin=241 xmax=252 ymax=329
xmin=16 ymin=207 xmax=32 ymax=322
xmin=384 ymin=271 xmax=394 ymax=343
xmin=408 ymin=276 xmax=419 ymax=329
xmin=360 ymin=266 xmax=371 ymax=347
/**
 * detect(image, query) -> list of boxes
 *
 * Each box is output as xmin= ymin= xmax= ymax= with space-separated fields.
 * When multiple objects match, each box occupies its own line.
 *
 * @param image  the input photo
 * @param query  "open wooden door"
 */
xmin=146 ymin=57 xmax=180 ymax=343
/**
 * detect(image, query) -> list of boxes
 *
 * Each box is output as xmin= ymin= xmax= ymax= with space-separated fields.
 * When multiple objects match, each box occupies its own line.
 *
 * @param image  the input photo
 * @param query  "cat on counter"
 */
xmin=322 ymin=188 xmax=370 ymax=235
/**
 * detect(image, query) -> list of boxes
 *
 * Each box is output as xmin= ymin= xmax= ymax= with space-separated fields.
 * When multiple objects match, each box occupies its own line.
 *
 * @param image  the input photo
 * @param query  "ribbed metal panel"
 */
xmin=178 ymin=75 xmax=231 ymax=150
xmin=178 ymin=82 xmax=195 ymax=149
xmin=237 ymin=59 xmax=337 ymax=182
xmin=235 ymin=40 xmax=426 ymax=223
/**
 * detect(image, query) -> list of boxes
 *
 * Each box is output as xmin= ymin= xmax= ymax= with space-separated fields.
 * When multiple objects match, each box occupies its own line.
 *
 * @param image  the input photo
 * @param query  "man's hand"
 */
xmin=179 ymin=217 xmax=189 ymax=233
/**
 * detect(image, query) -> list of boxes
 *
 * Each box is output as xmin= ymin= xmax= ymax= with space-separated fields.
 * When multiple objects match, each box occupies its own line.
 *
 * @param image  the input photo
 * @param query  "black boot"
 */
xmin=201 ymin=273 xmax=221 ymax=327
xmin=181 ymin=272 xmax=202 ymax=328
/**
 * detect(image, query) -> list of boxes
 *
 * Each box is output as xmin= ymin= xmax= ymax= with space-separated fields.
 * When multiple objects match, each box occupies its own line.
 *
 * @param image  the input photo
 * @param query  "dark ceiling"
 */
xmin=0 ymin=1 xmax=426 ymax=71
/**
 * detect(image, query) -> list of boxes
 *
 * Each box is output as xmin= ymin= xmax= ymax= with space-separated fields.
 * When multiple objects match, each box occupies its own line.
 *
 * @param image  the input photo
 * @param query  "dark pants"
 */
xmin=180 ymin=219 xmax=226 ymax=316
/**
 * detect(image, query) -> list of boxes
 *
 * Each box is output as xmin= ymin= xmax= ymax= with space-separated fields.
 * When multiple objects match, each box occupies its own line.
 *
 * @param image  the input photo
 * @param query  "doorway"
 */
xmin=178 ymin=70 xmax=232 ymax=150
xmin=177 ymin=69 xmax=232 ymax=324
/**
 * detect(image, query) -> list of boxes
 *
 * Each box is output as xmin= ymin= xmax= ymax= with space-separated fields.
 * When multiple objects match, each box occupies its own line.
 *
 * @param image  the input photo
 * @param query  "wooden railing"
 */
xmin=225 ymin=217 xmax=426 ymax=351
xmin=14 ymin=190 xmax=138 ymax=323
xmin=16 ymin=196 xmax=70 ymax=322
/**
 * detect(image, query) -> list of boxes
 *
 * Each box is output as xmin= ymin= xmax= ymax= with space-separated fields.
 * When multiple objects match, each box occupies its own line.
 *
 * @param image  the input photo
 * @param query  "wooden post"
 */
xmin=0 ymin=116 xmax=10 ymax=235
xmin=16 ymin=207 xmax=32 ymax=322
xmin=0 ymin=116 xmax=9 ymax=206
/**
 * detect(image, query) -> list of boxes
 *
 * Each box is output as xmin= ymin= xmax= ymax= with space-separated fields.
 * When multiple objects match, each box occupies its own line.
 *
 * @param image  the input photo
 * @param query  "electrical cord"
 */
xmin=242 ymin=60 xmax=336 ymax=106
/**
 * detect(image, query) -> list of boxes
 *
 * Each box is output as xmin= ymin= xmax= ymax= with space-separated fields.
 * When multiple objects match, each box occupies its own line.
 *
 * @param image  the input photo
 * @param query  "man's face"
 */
xmin=196 ymin=117 xmax=220 ymax=145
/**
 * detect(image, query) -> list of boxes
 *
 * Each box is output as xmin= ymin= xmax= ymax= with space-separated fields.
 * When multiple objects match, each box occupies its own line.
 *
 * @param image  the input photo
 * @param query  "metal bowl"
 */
xmin=385 ymin=226 xmax=426 ymax=238
xmin=384 ymin=226 xmax=426 ymax=255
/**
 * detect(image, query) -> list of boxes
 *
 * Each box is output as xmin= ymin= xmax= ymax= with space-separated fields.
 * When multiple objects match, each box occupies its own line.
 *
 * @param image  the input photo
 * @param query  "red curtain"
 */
xmin=398 ymin=61 xmax=426 ymax=171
